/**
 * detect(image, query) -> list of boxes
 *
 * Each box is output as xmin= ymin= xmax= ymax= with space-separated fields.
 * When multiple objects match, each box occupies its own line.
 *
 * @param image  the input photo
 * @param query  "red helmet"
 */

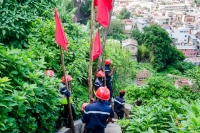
xmin=96 ymin=70 xmax=105 ymax=77
xmin=45 ymin=70 xmax=55 ymax=77
xmin=95 ymin=86 xmax=110 ymax=100
xmin=105 ymin=59 xmax=112 ymax=65
xmin=61 ymin=74 xmax=72 ymax=83
xmin=120 ymin=90 xmax=125 ymax=94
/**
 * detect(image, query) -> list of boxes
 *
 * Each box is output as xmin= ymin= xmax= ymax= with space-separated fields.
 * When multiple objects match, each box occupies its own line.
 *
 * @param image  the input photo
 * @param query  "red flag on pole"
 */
xmin=96 ymin=0 xmax=112 ymax=28
xmin=94 ymin=0 xmax=112 ymax=11
xmin=92 ymin=30 xmax=102 ymax=61
xmin=54 ymin=8 xmax=68 ymax=52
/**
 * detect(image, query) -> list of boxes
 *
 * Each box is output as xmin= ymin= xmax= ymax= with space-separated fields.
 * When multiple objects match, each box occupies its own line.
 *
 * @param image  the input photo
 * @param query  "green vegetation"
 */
xmin=118 ymin=74 xmax=200 ymax=133
xmin=117 ymin=8 xmax=131 ymax=20
xmin=132 ymin=25 xmax=192 ymax=72
xmin=108 ymin=19 xmax=127 ymax=42
xmin=1 ymin=0 xmax=200 ymax=133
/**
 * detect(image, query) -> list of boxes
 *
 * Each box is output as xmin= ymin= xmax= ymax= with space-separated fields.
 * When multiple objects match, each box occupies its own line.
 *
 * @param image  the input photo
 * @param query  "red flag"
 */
xmin=96 ymin=0 xmax=112 ymax=28
xmin=92 ymin=30 xmax=102 ymax=61
xmin=54 ymin=8 xmax=68 ymax=52
xmin=94 ymin=0 xmax=112 ymax=11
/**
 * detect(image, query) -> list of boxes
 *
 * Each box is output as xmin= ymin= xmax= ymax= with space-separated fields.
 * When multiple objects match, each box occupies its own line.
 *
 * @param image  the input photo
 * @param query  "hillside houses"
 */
xmin=113 ymin=0 xmax=200 ymax=65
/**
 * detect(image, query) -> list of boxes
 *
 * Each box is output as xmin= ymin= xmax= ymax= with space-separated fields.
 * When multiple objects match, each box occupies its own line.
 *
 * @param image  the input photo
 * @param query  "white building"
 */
xmin=153 ymin=16 xmax=171 ymax=25
xmin=136 ymin=19 xmax=149 ymax=32
xmin=159 ymin=4 xmax=190 ymax=11
xmin=173 ymin=27 xmax=189 ymax=44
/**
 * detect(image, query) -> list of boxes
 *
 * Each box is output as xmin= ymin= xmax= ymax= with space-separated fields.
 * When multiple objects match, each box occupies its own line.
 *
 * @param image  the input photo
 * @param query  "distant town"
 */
xmin=113 ymin=0 xmax=200 ymax=66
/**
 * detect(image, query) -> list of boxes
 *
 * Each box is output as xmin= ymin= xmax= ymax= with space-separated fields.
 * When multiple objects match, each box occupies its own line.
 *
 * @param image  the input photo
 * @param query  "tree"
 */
xmin=195 ymin=0 xmax=200 ymax=6
xmin=107 ymin=19 xmax=127 ymax=41
xmin=132 ymin=25 xmax=186 ymax=71
xmin=117 ymin=8 xmax=131 ymax=20
xmin=187 ymin=67 xmax=200 ymax=90
xmin=0 ymin=0 xmax=57 ymax=48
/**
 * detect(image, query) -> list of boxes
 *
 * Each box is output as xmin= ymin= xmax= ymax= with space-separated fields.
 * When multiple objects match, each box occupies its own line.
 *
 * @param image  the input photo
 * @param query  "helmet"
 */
xmin=61 ymin=74 xmax=72 ymax=83
xmin=45 ymin=70 xmax=55 ymax=77
xmin=105 ymin=59 xmax=112 ymax=65
xmin=95 ymin=86 xmax=110 ymax=100
xmin=96 ymin=70 xmax=105 ymax=77
xmin=120 ymin=90 xmax=125 ymax=94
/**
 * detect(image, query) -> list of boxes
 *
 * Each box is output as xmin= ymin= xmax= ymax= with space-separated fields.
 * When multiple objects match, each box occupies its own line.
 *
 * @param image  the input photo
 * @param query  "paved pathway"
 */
xmin=105 ymin=122 xmax=122 ymax=133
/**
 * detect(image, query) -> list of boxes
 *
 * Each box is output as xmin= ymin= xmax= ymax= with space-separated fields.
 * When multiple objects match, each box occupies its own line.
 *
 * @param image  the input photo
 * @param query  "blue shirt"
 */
xmin=81 ymin=100 xmax=114 ymax=131
xmin=94 ymin=77 xmax=104 ymax=91
xmin=114 ymin=96 xmax=125 ymax=113
xmin=105 ymin=65 xmax=111 ymax=81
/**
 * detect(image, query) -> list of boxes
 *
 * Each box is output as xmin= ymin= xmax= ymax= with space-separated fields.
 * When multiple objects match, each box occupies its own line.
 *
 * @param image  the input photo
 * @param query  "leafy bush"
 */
xmin=104 ymin=40 xmax=137 ymax=96
xmin=0 ymin=46 xmax=61 ymax=132
xmin=118 ymin=98 xmax=200 ymax=133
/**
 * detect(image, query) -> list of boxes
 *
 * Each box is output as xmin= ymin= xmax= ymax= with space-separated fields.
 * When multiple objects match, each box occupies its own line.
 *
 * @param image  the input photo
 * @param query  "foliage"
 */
xmin=0 ymin=46 xmax=61 ymax=133
xmin=108 ymin=19 xmax=127 ymax=42
xmin=131 ymin=28 xmax=143 ymax=45
xmin=125 ymin=76 xmax=200 ymax=103
xmin=118 ymin=98 xmax=200 ymax=133
xmin=131 ymin=25 xmax=186 ymax=71
xmin=137 ymin=44 xmax=150 ymax=62
xmin=78 ymin=0 xmax=92 ymax=24
xmin=117 ymin=8 xmax=131 ymax=20
xmin=104 ymin=40 xmax=137 ymax=96
xmin=0 ymin=0 xmax=58 ymax=48
xmin=195 ymin=0 xmax=200 ymax=6
xmin=186 ymin=67 xmax=200 ymax=90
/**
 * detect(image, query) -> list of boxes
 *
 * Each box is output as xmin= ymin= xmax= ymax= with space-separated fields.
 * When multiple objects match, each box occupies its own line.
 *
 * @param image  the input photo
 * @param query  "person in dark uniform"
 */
xmin=60 ymin=74 xmax=76 ymax=128
xmin=104 ymin=59 xmax=115 ymax=102
xmin=94 ymin=70 xmax=105 ymax=92
xmin=81 ymin=87 xmax=114 ymax=133
xmin=133 ymin=99 xmax=142 ymax=107
xmin=114 ymin=90 xmax=128 ymax=119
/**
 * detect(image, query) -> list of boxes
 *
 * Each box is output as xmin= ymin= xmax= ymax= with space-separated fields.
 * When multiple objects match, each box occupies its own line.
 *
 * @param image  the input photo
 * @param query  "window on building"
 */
xmin=185 ymin=49 xmax=186 ymax=51
xmin=131 ymin=47 xmax=135 ymax=50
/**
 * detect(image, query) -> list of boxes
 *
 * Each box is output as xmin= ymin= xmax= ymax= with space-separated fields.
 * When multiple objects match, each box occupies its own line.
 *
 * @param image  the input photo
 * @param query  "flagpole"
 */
xmin=88 ymin=0 xmax=95 ymax=103
xmin=60 ymin=47 xmax=75 ymax=133
xmin=97 ymin=0 xmax=115 ymax=70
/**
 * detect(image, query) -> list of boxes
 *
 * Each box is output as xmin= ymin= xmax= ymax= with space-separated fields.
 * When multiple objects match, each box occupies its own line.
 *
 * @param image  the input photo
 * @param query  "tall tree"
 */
xmin=132 ymin=25 xmax=185 ymax=71
xmin=107 ymin=19 xmax=127 ymax=41
xmin=117 ymin=8 xmax=131 ymax=19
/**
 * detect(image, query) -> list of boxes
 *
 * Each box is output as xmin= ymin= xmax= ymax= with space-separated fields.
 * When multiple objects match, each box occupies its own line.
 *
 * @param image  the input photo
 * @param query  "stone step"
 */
xmin=56 ymin=119 xmax=82 ymax=133
xmin=105 ymin=122 xmax=122 ymax=133
xmin=113 ymin=103 xmax=133 ymax=119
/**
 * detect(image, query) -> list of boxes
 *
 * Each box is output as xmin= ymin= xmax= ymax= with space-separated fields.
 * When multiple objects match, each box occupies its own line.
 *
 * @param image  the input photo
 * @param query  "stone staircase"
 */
xmin=56 ymin=103 xmax=133 ymax=133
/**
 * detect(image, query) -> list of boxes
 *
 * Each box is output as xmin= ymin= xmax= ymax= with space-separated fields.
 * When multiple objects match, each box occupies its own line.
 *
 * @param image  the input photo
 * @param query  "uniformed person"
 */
xmin=104 ymin=59 xmax=115 ymax=102
xmin=94 ymin=70 xmax=105 ymax=92
xmin=81 ymin=87 xmax=114 ymax=133
xmin=114 ymin=90 xmax=128 ymax=119
xmin=60 ymin=74 xmax=76 ymax=127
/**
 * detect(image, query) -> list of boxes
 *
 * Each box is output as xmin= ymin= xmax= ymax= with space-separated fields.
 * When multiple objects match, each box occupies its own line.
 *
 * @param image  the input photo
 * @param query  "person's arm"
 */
xmin=107 ymin=66 xmax=116 ymax=77
xmin=106 ymin=107 xmax=115 ymax=125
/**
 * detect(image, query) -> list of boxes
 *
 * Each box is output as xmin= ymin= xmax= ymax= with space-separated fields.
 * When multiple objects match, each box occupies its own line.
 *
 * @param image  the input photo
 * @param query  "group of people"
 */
xmin=45 ymin=58 xmax=142 ymax=133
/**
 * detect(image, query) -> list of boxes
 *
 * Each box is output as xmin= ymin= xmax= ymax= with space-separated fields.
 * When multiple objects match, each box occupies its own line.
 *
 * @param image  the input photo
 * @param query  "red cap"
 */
xmin=105 ymin=59 xmax=112 ymax=65
xmin=96 ymin=70 xmax=105 ymax=77
xmin=61 ymin=74 xmax=72 ymax=83
xmin=120 ymin=90 xmax=125 ymax=94
xmin=45 ymin=70 xmax=55 ymax=77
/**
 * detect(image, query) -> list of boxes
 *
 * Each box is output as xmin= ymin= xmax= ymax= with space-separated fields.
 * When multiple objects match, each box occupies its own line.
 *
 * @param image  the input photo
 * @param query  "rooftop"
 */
xmin=176 ymin=45 xmax=197 ymax=50
xmin=136 ymin=70 xmax=150 ymax=78
xmin=122 ymin=39 xmax=138 ymax=47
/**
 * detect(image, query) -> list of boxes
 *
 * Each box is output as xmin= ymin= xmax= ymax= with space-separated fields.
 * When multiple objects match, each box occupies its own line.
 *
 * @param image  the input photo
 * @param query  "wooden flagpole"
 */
xmin=97 ymin=0 xmax=115 ymax=86
xmin=60 ymin=47 xmax=75 ymax=133
xmin=88 ymin=0 xmax=95 ymax=103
